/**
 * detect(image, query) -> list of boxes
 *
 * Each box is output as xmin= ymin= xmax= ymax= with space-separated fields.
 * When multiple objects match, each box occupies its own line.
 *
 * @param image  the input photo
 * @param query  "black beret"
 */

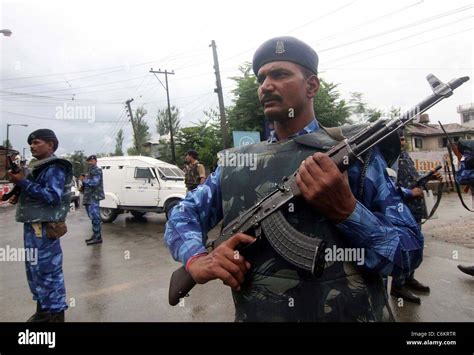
xmin=186 ymin=150 xmax=198 ymax=159
xmin=252 ymin=36 xmax=318 ymax=76
xmin=86 ymin=155 xmax=97 ymax=161
xmin=27 ymin=129 xmax=58 ymax=151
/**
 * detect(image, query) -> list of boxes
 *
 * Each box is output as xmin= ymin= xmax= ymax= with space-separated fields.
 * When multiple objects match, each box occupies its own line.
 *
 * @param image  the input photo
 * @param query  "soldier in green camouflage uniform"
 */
xmin=183 ymin=150 xmax=206 ymax=192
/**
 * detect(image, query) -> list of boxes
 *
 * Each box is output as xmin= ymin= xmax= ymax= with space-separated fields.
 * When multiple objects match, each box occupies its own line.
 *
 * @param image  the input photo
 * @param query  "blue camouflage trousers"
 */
xmin=24 ymin=223 xmax=67 ymax=313
xmin=85 ymin=201 xmax=101 ymax=237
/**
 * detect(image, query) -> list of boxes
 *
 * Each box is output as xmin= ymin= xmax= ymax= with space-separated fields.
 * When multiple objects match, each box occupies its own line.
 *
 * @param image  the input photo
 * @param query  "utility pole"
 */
xmin=125 ymin=98 xmax=140 ymax=155
xmin=149 ymin=68 xmax=176 ymax=164
xmin=210 ymin=40 xmax=229 ymax=149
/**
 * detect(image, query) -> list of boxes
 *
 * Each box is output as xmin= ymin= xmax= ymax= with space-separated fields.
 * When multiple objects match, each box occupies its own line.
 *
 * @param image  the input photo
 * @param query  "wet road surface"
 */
xmin=0 ymin=193 xmax=473 ymax=322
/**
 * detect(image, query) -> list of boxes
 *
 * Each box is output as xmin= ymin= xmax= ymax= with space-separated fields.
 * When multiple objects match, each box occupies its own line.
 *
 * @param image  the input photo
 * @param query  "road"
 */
xmin=0 ymin=193 xmax=473 ymax=322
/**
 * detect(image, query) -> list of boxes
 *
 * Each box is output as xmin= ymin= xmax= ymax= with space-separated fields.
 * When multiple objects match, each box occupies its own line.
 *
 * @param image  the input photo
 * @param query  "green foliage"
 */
xmin=156 ymin=106 xmax=181 ymax=136
xmin=64 ymin=150 xmax=87 ymax=177
xmin=173 ymin=109 xmax=223 ymax=170
xmin=128 ymin=106 xmax=150 ymax=156
xmin=348 ymin=92 xmax=382 ymax=123
xmin=227 ymin=63 xmax=264 ymax=136
xmin=114 ymin=129 xmax=124 ymax=156
xmin=313 ymin=80 xmax=352 ymax=127
xmin=2 ymin=139 xmax=13 ymax=150
xmin=389 ymin=106 xmax=402 ymax=119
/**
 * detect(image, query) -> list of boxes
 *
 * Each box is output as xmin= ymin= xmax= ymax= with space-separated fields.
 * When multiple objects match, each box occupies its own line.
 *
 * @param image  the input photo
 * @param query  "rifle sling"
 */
xmin=446 ymin=144 xmax=474 ymax=212
xmin=421 ymin=182 xmax=444 ymax=224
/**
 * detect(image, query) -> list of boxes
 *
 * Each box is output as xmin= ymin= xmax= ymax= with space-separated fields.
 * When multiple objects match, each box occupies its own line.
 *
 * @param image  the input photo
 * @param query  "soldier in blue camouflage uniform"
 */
xmin=165 ymin=37 xmax=424 ymax=321
xmin=390 ymin=133 xmax=431 ymax=304
xmin=8 ymin=129 xmax=72 ymax=322
xmin=80 ymin=155 xmax=105 ymax=245
xmin=455 ymin=141 xmax=474 ymax=276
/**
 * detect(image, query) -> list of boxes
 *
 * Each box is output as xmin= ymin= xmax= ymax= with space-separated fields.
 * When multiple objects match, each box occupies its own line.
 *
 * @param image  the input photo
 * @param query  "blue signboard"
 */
xmin=232 ymin=131 xmax=261 ymax=148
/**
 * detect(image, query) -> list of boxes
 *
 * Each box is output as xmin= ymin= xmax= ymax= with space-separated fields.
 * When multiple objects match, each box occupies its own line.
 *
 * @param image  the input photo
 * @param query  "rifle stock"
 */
xmin=169 ymin=266 xmax=196 ymax=306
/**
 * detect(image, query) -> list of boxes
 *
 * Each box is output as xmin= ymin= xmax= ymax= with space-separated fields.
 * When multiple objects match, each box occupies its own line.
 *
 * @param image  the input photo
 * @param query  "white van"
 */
xmin=97 ymin=156 xmax=186 ymax=222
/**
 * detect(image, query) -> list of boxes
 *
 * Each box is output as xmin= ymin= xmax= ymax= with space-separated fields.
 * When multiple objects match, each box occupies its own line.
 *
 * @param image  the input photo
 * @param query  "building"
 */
xmin=457 ymin=103 xmax=474 ymax=128
xmin=405 ymin=115 xmax=474 ymax=152
xmin=403 ymin=114 xmax=474 ymax=177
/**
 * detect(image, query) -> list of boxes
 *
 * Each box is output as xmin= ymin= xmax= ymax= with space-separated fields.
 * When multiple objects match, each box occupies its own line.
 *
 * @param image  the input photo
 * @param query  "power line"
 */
xmin=0 ymin=47 xmax=208 ymax=82
xmin=149 ymin=68 xmax=176 ymax=163
xmin=0 ymin=110 xmax=125 ymax=123
xmin=1 ymin=68 xmax=125 ymax=90
xmin=286 ymin=0 xmax=357 ymax=34
xmin=325 ymin=16 xmax=473 ymax=64
xmin=323 ymin=26 xmax=474 ymax=70
xmin=318 ymin=4 xmax=473 ymax=53
xmin=0 ymin=74 xmax=150 ymax=96
xmin=312 ymin=0 xmax=424 ymax=45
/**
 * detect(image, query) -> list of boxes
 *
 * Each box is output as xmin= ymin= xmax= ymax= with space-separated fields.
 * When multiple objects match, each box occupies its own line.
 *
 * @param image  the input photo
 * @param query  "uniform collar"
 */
xmin=267 ymin=118 xmax=319 ymax=143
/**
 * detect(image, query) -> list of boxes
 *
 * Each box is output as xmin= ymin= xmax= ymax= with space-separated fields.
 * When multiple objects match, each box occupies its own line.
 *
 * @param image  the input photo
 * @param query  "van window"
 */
xmin=135 ymin=168 xmax=154 ymax=179
xmin=157 ymin=167 xmax=184 ymax=180
xmin=171 ymin=168 xmax=185 ymax=177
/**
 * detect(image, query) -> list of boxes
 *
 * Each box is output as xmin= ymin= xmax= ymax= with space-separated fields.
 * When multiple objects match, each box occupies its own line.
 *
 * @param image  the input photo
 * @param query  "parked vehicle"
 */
xmin=97 ymin=156 xmax=186 ymax=222
xmin=70 ymin=176 xmax=81 ymax=208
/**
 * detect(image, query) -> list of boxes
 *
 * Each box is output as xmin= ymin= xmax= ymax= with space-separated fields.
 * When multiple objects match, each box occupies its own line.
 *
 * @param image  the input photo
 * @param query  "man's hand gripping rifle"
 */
xmin=169 ymin=74 xmax=469 ymax=306
xmin=2 ymin=155 xmax=22 ymax=202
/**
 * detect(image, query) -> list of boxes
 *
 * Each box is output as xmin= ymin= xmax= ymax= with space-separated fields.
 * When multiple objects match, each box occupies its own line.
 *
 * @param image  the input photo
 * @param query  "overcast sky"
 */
xmin=0 ymin=0 xmax=472 ymax=158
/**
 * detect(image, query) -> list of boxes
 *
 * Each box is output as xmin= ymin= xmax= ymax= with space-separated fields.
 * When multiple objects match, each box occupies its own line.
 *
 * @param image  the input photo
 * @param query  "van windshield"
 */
xmin=156 ymin=167 xmax=184 ymax=180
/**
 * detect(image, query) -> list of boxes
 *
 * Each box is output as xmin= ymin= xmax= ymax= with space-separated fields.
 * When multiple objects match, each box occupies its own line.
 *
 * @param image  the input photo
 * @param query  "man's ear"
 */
xmin=306 ymin=75 xmax=320 ymax=98
xmin=46 ymin=140 xmax=55 ymax=152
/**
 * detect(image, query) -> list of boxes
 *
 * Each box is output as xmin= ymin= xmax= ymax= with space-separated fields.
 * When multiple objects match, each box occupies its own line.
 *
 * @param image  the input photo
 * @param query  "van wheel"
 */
xmin=131 ymin=211 xmax=147 ymax=218
xmin=165 ymin=199 xmax=181 ymax=220
xmin=100 ymin=207 xmax=118 ymax=223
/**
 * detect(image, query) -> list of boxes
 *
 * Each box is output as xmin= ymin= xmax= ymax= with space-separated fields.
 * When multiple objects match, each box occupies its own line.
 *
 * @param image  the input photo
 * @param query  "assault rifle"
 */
xmin=2 ymin=155 xmax=21 ymax=201
xmin=168 ymin=74 xmax=469 ymax=306
xmin=415 ymin=165 xmax=442 ymax=191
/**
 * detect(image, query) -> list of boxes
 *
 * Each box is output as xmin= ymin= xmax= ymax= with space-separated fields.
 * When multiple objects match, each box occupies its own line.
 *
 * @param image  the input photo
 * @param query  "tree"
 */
xmin=172 ymin=108 xmax=223 ymax=170
xmin=128 ymin=106 xmax=150 ymax=156
xmin=314 ymin=80 xmax=352 ymax=127
xmin=389 ymin=106 xmax=401 ymax=119
xmin=348 ymin=92 xmax=382 ymax=123
xmin=156 ymin=106 xmax=181 ymax=136
xmin=227 ymin=63 xmax=264 ymax=135
xmin=2 ymin=139 xmax=12 ymax=149
xmin=64 ymin=150 xmax=87 ymax=178
xmin=114 ymin=129 xmax=124 ymax=156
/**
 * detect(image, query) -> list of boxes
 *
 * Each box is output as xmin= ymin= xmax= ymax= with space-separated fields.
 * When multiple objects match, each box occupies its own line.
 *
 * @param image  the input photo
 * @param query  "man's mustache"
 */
xmin=260 ymin=94 xmax=282 ymax=105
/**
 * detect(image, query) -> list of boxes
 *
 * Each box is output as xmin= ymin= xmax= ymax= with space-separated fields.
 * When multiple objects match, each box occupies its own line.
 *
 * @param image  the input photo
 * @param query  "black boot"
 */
xmin=390 ymin=285 xmax=421 ymax=304
xmin=29 ymin=310 xmax=65 ymax=323
xmin=85 ymin=235 xmax=95 ymax=242
xmin=86 ymin=235 xmax=102 ymax=245
xmin=406 ymin=278 xmax=430 ymax=293
xmin=27 ymin=302 xmax=65 ymax=322
xmin=458 ymin=264 xmax=474 ymax=276
xmin=26 ymin=301 xmax=43 ymax=322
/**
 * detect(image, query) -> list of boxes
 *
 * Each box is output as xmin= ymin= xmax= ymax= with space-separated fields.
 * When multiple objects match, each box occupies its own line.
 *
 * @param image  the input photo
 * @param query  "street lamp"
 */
xmin=5 ymin=123 xmax=28 ymax=161
xmin=0 ymin=29 xmax=12 ymax=37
